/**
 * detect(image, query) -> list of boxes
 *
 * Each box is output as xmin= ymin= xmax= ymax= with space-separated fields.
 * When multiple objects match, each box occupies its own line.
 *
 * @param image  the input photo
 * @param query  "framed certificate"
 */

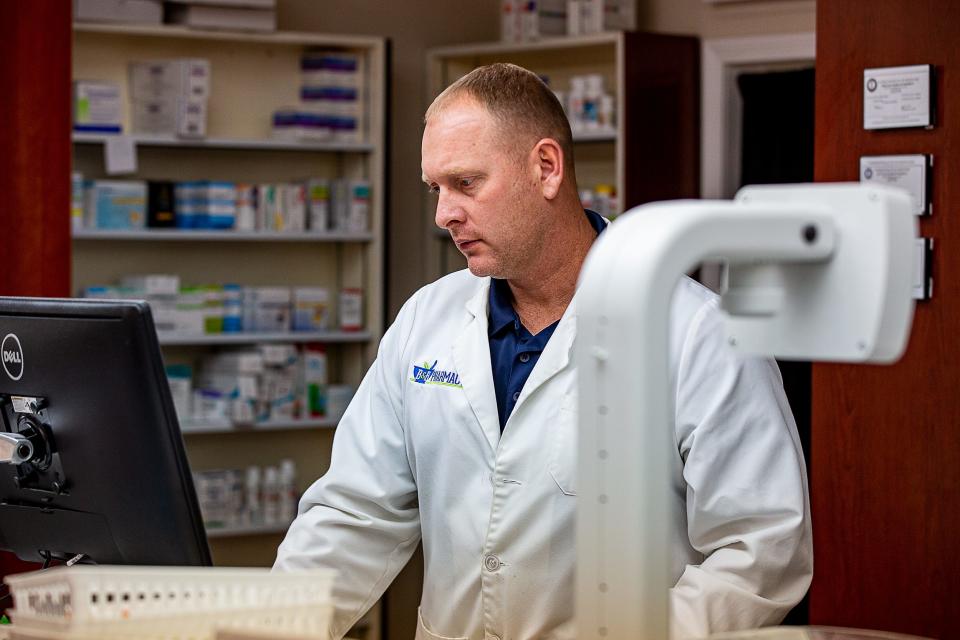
xmin=863 ymin=65 xmax=936 ymax=130
xmin=860 ymin=154 xmax=933 ymax=216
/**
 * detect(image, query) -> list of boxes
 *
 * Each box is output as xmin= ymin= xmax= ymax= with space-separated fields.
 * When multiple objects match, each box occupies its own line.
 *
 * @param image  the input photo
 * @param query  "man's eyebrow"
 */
xmin=422 ymin=168 xmax=479 ymax=184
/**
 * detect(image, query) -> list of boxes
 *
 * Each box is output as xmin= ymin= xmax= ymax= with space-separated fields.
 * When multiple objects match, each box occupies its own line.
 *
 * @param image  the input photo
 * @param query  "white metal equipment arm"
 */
xmin=574 ymin=184 xmax=916 ymax=640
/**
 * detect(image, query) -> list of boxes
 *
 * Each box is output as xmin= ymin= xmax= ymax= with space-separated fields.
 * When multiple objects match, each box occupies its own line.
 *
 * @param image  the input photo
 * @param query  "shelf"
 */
xmin=428 ymin=32 xmax=619 ymax=57
xmin=205 ymin=522 xmax=290 ymax=539
xmin=181 ymin=417 xmax=339 ymax=435
xmin=73 ymin=229 xmax=374 ymax=242
xmin=158 ymin=331 xmax=372 ymax=346
xmin=73 ymin=22 xmax=383 ymax=48
xmin=573 ymin=129 xmax=618 ymax=142
xmin=72 ymin=132 xmax=374 ymax=153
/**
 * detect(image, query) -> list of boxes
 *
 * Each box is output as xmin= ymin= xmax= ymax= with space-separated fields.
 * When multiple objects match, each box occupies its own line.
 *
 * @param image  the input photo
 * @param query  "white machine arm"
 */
xmin=574 ymin=184 xmax=916 ymax=640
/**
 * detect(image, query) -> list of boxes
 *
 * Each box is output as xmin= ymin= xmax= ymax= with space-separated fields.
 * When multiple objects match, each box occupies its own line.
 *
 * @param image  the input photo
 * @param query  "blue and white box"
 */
xmin=84 ymin=180 xmax=147 ymax=229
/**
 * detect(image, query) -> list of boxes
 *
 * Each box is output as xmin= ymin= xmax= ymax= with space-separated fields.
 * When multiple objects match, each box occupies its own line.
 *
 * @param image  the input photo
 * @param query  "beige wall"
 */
xmin=638 ymin=0 xmax=815 ymax=37
xmin=278 ymin=1 xmax=500 ymax=319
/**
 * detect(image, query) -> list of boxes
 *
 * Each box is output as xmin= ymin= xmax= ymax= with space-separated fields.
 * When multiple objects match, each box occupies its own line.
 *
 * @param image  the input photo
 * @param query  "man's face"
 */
xmin=422 ymin=99 xmax=544 ymax=279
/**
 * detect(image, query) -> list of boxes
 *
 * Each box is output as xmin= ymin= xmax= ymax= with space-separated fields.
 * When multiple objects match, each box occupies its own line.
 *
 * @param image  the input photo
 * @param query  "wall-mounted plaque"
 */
xmin=914 ymin=237 xmax=934 ymax=301
xmin=860 ymin=154 xmax=933 ymax=216
xmin=863 ymin=65 xmax=935 ymax=130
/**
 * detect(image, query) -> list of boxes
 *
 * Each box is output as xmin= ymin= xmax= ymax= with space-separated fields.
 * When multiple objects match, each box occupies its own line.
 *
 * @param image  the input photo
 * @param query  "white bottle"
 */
xmin=279 ymin=458 xmax=298 ymax=523
xmin=568 ymin=76 xmax=586 ymax=134
xmin=245 ymin=465 xmax=262 ymax=526
xmin=262 ymin=465 xmax=280 ymax=525
xmin=599 ymin=93 xmax=615 ymax=132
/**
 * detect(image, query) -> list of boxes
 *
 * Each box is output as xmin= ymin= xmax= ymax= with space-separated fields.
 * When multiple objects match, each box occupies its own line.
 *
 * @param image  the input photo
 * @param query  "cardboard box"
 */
xmin=84 ymin=180 xmax=147 ymax=229
xmin=73 ymin=80 xmax=122 ymax=133
xmin=74 ymin=0 xmax=162 ymax=24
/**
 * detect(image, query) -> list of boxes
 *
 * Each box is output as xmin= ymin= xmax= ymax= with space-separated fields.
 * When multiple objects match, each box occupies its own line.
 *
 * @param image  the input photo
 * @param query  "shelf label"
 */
xmin=104 ymin=135 xmax=138 ymax=175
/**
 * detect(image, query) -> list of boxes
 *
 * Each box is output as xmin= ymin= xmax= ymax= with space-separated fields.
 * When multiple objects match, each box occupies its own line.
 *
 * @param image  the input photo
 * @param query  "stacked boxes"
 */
xmin=129 ymin=58 xmax=211 ymax=138
xmin=272 ymin=51 xmax=363 ymax=144
xmin=185 ymin=345 xmax=351 ymax=424
xmin=163 ymin=345 xmax=355 ymax=428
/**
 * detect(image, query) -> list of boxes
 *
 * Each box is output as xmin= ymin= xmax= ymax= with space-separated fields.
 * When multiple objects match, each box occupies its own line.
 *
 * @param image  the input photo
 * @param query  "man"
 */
xmin=275 ymin=63 xmax=812 ymax=640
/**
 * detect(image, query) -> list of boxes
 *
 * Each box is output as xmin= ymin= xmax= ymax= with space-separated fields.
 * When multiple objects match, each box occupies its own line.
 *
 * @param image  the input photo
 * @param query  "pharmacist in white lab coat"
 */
xmin=274 ymin=63 xmax=812 ymax=640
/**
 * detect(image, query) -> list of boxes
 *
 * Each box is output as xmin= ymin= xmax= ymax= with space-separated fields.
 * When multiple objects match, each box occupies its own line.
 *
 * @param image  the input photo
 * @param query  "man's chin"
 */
xmin=465 ymin=258 xmax=501 ymax=279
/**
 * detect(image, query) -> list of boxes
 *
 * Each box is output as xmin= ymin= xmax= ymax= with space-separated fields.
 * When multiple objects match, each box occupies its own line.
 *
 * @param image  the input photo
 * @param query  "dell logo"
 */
xmin=1 ymin=333 xmax=23 ymax=381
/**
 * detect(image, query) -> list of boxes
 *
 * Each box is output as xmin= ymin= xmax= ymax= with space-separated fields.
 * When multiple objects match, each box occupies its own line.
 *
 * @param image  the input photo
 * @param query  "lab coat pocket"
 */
xmin=416 ymin=607 xmax=468 ymax=640
xmin=548 ymin=394 xmax=577 ymax=496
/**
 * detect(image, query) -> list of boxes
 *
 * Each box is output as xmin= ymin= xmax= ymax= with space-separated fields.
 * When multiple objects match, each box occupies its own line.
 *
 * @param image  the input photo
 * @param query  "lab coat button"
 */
xmin=484 ymin=555 xmax=501 ymax=572
xmin=519 ymin=353 xmax=530 ymax=363
xmin=512 ymin=391 xmax=520 ymax=402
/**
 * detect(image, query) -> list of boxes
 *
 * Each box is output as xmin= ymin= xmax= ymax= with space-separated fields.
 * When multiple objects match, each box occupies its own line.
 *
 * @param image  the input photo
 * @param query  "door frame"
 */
xmin=701 ymin=32 xmax=816 ymax=199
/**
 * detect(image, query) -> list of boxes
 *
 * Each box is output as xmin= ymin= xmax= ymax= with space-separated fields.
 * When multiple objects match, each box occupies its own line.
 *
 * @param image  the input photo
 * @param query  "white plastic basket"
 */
xmin=4 ymin=566 xmax=335 ymax=640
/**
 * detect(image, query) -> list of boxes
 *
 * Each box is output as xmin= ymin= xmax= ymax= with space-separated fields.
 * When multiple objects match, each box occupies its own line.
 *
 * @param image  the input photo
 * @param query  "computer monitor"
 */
xmin=0 ymin=297 xmax=211 ymax=566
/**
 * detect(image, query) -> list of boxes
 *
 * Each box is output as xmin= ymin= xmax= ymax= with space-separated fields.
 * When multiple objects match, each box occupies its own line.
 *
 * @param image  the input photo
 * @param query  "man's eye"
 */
xmin=459 ymin=178 xmax=475 ymax=189
xmin=426 ymin=184 xmax=440 ymax=195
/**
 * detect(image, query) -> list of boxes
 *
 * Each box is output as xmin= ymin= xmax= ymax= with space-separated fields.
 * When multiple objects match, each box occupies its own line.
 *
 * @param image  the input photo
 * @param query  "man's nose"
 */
xmin=435 ymin=191 xmax=466 ymax=229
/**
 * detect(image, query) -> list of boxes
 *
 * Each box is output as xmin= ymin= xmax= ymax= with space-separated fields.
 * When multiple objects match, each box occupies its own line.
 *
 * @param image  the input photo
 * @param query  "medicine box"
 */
xmin=148 ymin=180 xmax=176 ymax=227
xmin=72 ymin=80 xmax=122 ymax=133
xmin=121 ymin=274 xmax=181 ymax=296
xmin=129 ymin=59 xmax=211 ymax=101
xmin=132 ymin=96 xmax=208 ymax=138
xmin=74 ymin=0 xmax=162 ymax=25
xmin=84 ymin=180 xmax=147 ymax=229
xmin=243 ymin=287 xmax=292 ymax=332
xmin=338 ymin=288 xmax=363 ymax=331
xmin=292 ymin=287 xmax=331 ymax=331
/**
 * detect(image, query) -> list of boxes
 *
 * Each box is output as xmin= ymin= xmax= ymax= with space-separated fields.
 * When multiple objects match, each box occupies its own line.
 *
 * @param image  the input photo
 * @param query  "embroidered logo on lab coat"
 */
xmin=409 ymin=360 xmax=463 ymax=388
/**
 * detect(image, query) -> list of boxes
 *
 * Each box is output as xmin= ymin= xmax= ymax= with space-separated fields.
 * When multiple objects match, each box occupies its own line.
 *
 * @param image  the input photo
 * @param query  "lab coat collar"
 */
xmin=507 ymin=295 xmax=577 ymax=426
xmin=454 ymin=278 xmax=502 ymax=453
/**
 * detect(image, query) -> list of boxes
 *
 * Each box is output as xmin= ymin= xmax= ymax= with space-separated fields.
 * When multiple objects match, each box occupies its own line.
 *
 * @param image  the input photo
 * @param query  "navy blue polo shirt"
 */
xmin=489 ymin=209 xmax=607 ymax=430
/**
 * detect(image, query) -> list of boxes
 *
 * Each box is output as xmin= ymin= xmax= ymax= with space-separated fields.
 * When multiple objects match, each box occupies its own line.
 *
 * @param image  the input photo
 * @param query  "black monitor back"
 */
xmin=0 ymin=297 xmax=211 ymax=566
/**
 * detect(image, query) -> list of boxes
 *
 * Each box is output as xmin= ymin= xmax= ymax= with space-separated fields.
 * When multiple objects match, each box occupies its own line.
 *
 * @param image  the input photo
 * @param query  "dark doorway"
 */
xmin=737 ymin=66 xmax=815 ymax=626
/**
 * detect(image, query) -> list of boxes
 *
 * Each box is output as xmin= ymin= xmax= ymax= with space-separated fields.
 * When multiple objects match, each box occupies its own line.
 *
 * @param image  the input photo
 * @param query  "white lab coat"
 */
xmin=274 ymin=269 xmax=812 ymax=640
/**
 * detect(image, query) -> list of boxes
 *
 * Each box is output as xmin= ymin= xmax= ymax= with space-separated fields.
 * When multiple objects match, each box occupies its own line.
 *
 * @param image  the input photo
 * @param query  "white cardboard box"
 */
xmin=74 ymin=0 xmax=162 ymax=24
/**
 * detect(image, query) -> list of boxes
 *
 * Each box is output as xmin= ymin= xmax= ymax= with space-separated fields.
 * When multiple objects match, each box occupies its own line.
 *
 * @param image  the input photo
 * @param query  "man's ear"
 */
xmin=532 ymin=138 xmax=564 ymax=200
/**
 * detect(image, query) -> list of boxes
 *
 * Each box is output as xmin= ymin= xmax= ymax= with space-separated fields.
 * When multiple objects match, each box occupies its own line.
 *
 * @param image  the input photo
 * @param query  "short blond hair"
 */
xmin=425 ymin=63 xmax=575 ymax=173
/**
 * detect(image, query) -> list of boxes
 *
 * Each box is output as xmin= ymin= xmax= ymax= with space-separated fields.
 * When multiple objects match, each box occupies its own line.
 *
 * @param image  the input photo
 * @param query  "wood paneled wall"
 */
xmin=811 ymin=2 xmax=960 ymax=637
xmin=0 ymin=1 xmax=71 ymax=297
xmin=0 ymin=0 xmax=71 ymax=595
